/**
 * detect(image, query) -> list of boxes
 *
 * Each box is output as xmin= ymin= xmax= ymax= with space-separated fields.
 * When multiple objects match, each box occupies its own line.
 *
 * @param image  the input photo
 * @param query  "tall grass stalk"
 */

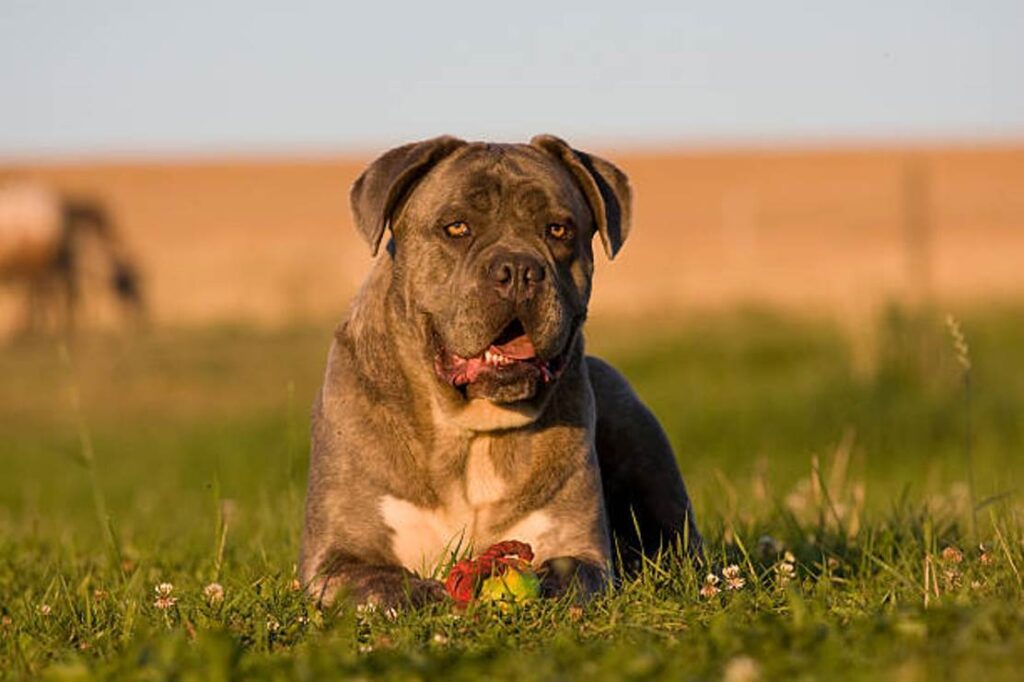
xmin=58 ymin=344 xmax=124 ymax=578
xmin=945 ymin=315 xmax=976 ymax=539
xmin=210 ymin=475 xmax=230 ymax=582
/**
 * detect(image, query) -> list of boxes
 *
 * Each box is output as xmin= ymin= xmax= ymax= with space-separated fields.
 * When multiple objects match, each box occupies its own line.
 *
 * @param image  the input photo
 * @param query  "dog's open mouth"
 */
xmin=433 ymin=319 xmax=569 ymax=398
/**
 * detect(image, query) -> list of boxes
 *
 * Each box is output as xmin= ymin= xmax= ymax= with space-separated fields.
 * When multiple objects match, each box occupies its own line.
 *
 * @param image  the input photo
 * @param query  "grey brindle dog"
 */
xmin=299 ymin=135 xmax=701 ymax=607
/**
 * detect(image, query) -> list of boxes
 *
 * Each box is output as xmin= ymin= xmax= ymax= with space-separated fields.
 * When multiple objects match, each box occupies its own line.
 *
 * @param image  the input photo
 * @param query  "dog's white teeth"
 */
xmin=484 ymin=349 xmax=511 ymax=366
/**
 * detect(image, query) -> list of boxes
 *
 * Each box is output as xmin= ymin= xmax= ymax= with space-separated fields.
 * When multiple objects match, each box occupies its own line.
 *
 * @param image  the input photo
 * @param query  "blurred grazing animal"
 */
xmin=0 ymin=180 xmax=144 ymax=334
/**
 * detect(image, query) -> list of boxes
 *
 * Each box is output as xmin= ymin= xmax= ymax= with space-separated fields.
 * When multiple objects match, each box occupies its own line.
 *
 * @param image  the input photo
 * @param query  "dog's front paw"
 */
xmin=356 ymin=574 xmax=449 ymax=611
xmin=405 ymin=577 xmax=449 ymax=607
xmin=307 ymin=566 xmax=450 ymax=610
xmin=538 ymin=557 xmax=608 ymax=600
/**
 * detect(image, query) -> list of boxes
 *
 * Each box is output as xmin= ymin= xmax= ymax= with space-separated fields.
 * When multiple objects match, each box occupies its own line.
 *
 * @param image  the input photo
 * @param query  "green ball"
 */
xmin=478 ymin=565 xmax=541 ymax=604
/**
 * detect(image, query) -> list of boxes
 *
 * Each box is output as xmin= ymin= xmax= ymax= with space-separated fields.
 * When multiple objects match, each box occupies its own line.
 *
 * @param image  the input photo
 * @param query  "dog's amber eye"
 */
xmin=546 ymin=223 xmax=573 ymax=241
xmin=444 ymin=221 xmax=471 ymax=238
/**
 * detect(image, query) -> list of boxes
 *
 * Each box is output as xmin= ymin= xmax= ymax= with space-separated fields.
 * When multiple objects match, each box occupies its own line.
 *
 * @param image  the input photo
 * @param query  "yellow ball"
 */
xmin=478 ymin=565 xmax=541 ymax=604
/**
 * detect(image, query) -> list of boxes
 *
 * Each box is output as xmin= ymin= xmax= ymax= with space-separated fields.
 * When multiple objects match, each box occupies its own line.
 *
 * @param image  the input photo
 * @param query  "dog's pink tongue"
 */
xmin=492 ymin=334 xmax=536 ymax=360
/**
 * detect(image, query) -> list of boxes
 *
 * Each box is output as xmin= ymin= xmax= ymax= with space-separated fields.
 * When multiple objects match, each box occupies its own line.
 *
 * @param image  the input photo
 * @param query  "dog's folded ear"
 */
xmin=351 ymin=136 xmax=467 ymax=256
xmin=530 ymin=134 xmax=632 ymax=259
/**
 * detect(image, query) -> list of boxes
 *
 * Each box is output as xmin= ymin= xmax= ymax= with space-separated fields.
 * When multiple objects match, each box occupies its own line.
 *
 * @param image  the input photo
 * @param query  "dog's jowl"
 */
xmin=299 ymin=135 xmax=701 ymax=607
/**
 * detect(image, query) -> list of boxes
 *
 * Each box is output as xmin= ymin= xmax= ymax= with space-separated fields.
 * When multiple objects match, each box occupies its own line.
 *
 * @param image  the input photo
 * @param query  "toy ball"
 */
xmin=478 ymin=562 xmax=541 ymax=603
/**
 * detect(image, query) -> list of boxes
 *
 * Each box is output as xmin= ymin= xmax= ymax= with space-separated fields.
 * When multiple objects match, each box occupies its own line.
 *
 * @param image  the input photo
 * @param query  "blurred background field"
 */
xmin=3 ymin=145 xmax=1024 ymax=330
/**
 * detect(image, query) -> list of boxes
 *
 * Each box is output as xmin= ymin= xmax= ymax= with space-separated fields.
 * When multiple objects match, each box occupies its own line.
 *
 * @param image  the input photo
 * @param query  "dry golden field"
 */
xmin=4 ymin=143 xmax=1023 ymax=329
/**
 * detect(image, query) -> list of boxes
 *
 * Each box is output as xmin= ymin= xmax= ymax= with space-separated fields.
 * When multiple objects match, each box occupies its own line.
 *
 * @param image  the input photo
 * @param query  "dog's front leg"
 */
xmin=308 ymin=552 xmax=448 ymax=609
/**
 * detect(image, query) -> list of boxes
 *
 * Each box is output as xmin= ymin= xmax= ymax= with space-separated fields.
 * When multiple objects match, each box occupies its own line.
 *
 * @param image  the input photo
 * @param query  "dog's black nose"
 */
xmin=487 ymin=251 xmax=546 ymax=303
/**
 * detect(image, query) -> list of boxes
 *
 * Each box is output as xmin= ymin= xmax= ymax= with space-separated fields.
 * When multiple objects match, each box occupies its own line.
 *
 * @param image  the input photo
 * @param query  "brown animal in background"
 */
xmin=0 ymin=179 xmax=144 ymax=335
xmin=299 ymin=135 xmax=702 ymax=609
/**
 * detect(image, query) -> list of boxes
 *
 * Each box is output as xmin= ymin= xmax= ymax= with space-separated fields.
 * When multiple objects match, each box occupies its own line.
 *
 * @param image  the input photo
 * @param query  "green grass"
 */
xmin=2 ymin=306 xmax=1024 ymax=680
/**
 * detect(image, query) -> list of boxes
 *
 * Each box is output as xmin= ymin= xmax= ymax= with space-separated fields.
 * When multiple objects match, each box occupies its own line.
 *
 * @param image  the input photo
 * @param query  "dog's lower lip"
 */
xmin=440 ymin=351 xmax=556 ymax=388
xmin=434 ymin=336 xmax=567 ymax=389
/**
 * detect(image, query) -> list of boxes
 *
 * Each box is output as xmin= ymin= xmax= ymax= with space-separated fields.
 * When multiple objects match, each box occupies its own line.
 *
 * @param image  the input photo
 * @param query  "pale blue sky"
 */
xmin=2 ymin=1 xmax=1022 ymax=158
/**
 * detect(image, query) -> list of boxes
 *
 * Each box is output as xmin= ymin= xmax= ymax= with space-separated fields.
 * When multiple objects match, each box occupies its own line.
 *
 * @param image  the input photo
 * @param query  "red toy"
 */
xmin=444 ymin=540 xmax=538 ymax=604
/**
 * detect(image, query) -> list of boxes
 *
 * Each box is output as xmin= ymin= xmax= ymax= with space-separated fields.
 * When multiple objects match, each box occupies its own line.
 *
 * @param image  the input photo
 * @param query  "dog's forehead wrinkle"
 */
xmin=414 ymin=149 xmax=585 ymax=240
xmin=458 ymin=171 xmax=503 ymax=213
xmin=511 ymin=184 xmax=555 ymax=221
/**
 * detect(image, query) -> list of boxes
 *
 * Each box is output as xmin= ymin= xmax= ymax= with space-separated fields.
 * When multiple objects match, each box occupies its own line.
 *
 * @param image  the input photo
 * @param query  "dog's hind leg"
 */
xmin=586 ymin=356 xmax=703 ymax=573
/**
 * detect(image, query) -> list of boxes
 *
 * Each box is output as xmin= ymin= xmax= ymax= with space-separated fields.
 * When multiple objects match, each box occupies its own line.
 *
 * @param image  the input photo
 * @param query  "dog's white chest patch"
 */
xmin=379 ymin=495 xmax=468 ymax=575
xmin=463 ymin=436 xmax=506 ymax=506
xmin=379 ymin=435 xmax=553 ymax=574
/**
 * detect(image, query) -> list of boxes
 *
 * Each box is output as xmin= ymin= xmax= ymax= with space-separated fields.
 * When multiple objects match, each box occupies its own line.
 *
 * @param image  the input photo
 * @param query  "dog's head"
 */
xmin=350 ymin=135 xmax=631 ymax=429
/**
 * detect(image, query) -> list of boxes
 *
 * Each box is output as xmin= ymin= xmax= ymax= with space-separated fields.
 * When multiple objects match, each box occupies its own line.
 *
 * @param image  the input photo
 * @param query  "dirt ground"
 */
xmin=3 ymin=143 xmax=1023 ymax=329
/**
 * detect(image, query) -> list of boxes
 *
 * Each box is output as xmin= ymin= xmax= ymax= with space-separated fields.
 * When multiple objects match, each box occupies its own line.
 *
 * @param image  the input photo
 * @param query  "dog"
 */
xmin=299 ymin=135 xmax=700 ymax=607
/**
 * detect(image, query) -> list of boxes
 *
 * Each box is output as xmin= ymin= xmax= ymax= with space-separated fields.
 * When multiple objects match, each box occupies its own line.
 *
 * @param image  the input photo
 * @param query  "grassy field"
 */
xmin=2 ymin=306 xmax=1024 ymax=679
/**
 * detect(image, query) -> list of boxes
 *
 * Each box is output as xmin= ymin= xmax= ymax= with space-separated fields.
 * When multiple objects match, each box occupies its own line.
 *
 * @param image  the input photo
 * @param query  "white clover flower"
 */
xmin=775 ymin=556 xmax=796 ymax=586
xmin=723 ymin=655 xmax=762 ymax=682
xmin=153 ymin=582 xmax=177 ymax=609
xmin=941 ymin=546 xmax=964 ymax=563
xmin=203 ymin=582 xmax=225 ymax=605
xmin=700 ymin=573 xmax=721 ymax=598
xmin=723 ymin=564 xmax=746 ymax=591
